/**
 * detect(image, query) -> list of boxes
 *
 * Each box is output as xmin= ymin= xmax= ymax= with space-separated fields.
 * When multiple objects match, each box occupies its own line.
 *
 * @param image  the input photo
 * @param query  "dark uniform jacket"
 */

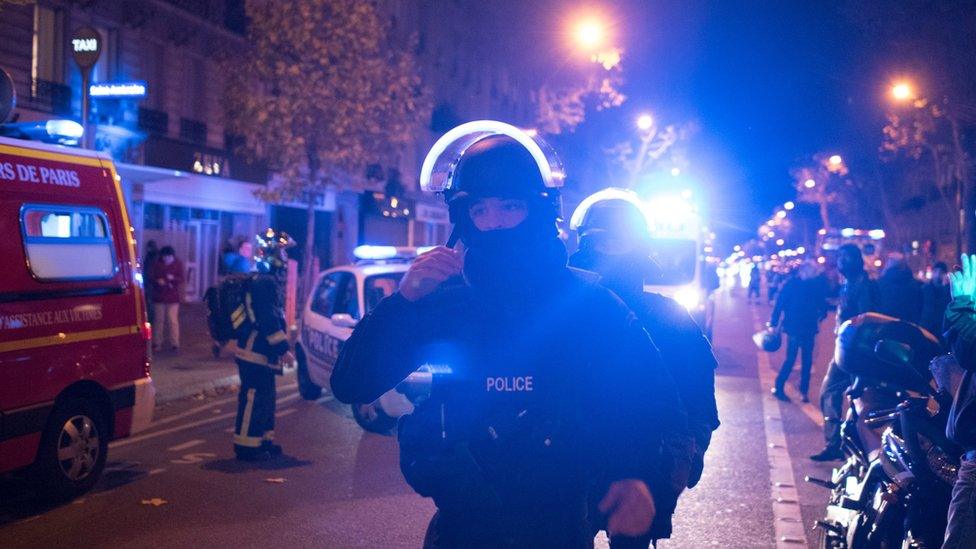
xmin=624 ymin=291 xmax=719 ymax=540
xmin=331 ymin=269 xmax=689 ymax=547
xmin=235 ymin=275 xmax=289 ymax=369
xmin=944 ymin=296 xmax=976 ymax=451
xmin=771 ymin=276 xmax=831 ymax=335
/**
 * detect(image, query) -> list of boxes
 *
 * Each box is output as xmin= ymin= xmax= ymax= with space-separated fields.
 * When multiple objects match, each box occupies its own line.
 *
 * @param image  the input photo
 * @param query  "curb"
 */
xmin=155 ymin=373 xmax=241 ymax=405
xmin=153 ymin=366 xmax=298 ymax=405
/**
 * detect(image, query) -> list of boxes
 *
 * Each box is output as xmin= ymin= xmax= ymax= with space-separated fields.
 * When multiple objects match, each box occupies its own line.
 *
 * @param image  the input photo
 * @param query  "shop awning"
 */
xmin=115 ymin=162 xmax=267 ymax=215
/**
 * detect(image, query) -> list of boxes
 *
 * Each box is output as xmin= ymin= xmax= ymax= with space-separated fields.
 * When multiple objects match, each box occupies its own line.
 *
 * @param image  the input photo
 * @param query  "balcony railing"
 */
xmin=28 ymin=79 xmax=72 ymax=116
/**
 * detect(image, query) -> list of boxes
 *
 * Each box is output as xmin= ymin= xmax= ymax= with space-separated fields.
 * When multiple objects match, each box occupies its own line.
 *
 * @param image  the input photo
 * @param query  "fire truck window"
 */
xmin=21 ymin=206 xmax=116 ymax=280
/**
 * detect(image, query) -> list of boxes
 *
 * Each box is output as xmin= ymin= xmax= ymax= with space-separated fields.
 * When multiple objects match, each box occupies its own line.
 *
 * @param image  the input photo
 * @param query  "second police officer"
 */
xmin=231 ymin=229 xmax=296 ymax=461
xmin=331 ymin=122 xmax=690 ymax=547
xmin=568 ymin=188 xmax=720 ymax=546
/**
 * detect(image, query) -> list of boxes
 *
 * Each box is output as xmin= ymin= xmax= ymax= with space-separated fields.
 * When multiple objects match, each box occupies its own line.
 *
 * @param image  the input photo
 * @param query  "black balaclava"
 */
xmin=447 ymin=136 xmax=565 ymax=298
xmin=568 ymin=199 xmax=651 ymax=302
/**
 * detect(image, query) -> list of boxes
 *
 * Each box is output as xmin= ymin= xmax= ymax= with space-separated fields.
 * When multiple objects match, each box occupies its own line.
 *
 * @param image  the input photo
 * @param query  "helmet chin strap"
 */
xmin=446 ymin=226 xmax=460 ymax=248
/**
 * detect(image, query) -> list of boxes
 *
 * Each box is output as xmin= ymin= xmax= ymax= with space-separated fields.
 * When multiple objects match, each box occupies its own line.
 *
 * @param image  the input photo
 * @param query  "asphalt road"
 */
xmin=0 ymin=287 xmax=841 ymax=548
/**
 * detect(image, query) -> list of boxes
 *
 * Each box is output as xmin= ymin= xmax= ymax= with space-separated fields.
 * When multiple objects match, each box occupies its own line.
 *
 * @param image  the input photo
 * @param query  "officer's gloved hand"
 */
xmin=598 ymin=479 xmax=656 ymax=537
xmin=399 ymin=247 xmax=462 ymax=302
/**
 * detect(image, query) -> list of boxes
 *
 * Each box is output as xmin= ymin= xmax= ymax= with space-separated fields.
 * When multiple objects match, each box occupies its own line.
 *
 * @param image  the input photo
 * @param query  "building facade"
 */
xmin=1 ymin=0 xmax=549 ymax=291
xmin=0 ymin=0 xmax=275 ymax=300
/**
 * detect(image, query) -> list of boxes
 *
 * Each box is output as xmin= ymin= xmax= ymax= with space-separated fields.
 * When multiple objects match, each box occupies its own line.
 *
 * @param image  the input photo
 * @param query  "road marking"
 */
xmin=110 ymin=392 xmax=301 ymax=449
xmin=167 ymin=439 xmax=206 ymax=452
xmin=275 ymin=408 xmax=297 ymax=418
xmin=148 ymin=468 xmax=167 ymax=475
xmin=752 ymin=310 xmax=809 ymax=549
xmin=170 ymin=452 xmax=217 ymax=464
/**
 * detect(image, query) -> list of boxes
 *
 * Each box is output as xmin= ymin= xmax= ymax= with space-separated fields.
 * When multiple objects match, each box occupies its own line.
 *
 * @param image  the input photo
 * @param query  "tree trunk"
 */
xmin=303 ymin=199 xmax=316 ymax=299
xmin=818 ymin=197 xmax=831 ymax=233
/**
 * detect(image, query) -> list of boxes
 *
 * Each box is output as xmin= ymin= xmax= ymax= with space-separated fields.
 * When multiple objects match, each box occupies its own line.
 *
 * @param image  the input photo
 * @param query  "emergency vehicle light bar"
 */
xmin=353 ymin=245 xmax=432 ymax=261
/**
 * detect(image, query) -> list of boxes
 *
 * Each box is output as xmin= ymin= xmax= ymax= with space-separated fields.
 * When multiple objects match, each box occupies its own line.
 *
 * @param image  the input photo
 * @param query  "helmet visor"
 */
xmin=420 ymin=120 xmax=565 ymax=193
xmin=569 ymin=188 xmax=652 ymax=233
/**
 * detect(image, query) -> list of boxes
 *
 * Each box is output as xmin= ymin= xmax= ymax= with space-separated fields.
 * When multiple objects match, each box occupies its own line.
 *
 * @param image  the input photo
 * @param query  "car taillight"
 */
xmin=141 ymin=321 xmax=152 ymax=341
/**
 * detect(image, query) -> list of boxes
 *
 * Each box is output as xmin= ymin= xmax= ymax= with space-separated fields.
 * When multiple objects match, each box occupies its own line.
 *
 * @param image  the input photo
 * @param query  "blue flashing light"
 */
xmin=46 ymin=120 xmax=84 ymax=143
xmin=0 ymin=119 xmax=84 ymax=145
xmin=354 ymin=245 xmax=400 ymax=260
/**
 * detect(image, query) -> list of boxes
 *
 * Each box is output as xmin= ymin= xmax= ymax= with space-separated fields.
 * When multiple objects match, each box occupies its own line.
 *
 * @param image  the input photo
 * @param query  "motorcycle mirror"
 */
xmin=873 ymin=339 xmax=913 ymax=366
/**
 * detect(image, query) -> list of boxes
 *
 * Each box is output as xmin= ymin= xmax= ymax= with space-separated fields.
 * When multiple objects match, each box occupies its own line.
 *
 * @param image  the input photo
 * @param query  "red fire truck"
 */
xmin=0 ymin=135 xmax=155 ymax=499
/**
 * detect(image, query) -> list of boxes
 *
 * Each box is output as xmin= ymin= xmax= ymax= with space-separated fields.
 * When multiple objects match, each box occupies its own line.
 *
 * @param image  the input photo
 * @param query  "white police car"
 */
xmin=295 ymin=245 xmax=429 ymax=433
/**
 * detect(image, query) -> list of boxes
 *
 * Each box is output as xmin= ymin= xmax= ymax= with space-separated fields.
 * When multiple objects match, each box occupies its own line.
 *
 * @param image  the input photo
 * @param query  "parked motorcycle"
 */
xmin=808 ymin=313 xmax=956 ymax=548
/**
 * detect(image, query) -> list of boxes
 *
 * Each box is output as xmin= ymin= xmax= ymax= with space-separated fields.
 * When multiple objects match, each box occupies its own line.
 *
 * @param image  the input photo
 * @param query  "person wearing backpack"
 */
xmin=232 ymin=229 xmax=296 ymax=461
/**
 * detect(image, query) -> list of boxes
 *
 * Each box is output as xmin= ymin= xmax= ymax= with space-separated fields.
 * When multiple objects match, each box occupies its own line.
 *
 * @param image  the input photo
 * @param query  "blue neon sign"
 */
xmin=89 ymin=80 xmax=147 ymax=99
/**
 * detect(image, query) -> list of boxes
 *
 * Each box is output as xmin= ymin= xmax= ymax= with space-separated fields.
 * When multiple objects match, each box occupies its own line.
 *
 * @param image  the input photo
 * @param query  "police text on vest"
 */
xmin=486 ymin=376 xmax=533 ymax=392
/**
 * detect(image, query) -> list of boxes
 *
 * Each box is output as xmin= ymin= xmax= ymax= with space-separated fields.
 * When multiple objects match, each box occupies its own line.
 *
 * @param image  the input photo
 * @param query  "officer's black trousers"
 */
xmin=233 ymin=359 xmax=276 ymax=454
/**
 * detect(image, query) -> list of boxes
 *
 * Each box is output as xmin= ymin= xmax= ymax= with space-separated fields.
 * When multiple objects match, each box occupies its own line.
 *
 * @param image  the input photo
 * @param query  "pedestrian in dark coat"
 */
xmin=770 ymin=261 xmax=830 ymax=402
xmin=812 ymin=244 xmax=880 ymax=462
xmin=151 ymin=246 xmax=184 ymax=351
xmin=877 ymin=255 xmax=923 ymax=324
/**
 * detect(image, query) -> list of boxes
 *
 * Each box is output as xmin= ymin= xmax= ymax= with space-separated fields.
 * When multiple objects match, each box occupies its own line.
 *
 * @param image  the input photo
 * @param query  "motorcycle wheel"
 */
xmin=817 ymin=522 xmax=846 ymax=549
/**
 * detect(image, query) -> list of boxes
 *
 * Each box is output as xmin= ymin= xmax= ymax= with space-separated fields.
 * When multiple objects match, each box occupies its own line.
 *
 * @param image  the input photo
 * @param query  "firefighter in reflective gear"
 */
xmin=233 ymin=228 xmax=295 ymax=461
xmin=569 ymin=188 xmax=720 ymax=546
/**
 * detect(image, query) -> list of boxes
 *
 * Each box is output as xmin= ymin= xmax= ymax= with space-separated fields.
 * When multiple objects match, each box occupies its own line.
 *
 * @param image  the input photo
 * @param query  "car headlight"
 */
xmin=674 ymin=286 xmax=701 ymax=311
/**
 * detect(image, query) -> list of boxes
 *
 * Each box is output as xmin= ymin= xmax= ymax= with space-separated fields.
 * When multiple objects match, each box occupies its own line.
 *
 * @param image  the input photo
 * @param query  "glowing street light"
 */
xmin=775 ymin=210 xmax=787 ymax=219
xmin=573 ymin=18 xmax=606 ymax=51
xmin=784 ymin=201 xmax=795 ymax=210
xmin=828 ymin=154 xmax=843 ymax=167
xmin=636 ymin=113 xmax=654 ymax=131
xmin=776 ymin=238 xmax=785 ymax=246
xmin=670 ymin=167 xmax=681 ymax=177
xmin=891 ymin=82 xmax=914 ymax=102
xmin=804 ymin=178 xmax=816 ymax=189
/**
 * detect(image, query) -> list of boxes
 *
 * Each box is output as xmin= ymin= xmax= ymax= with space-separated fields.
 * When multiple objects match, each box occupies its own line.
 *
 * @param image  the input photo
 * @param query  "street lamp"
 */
xmin=828 ymin=154 xmax=843 ymax=167
xmin=891 ymin=82 xmax=914 ymax=102
xmin=784 ymin=201 xmax=795 ymax=210
xmin=636 ymin=113 xmax=654 ymax=131
xmin=573 ymin=17 xmax=606 ymax=52
xmin=804 ymin=178 xmax=816 ymax=189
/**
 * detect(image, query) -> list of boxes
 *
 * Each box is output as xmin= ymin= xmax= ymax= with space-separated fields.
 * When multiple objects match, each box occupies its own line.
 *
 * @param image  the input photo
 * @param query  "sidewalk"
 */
xmin=149 ymin=302 xmax=241 ymax=404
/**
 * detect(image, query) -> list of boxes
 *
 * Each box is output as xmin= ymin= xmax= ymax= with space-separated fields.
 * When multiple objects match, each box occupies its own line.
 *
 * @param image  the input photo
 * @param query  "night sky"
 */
xmin=527 ymin=1 xmax=975 ymax=250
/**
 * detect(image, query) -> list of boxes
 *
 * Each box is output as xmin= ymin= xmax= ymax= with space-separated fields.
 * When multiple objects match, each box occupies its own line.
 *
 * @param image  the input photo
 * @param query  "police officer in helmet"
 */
xmin=331 ymin=122 xmax=689 ymax=547
xmin=569 ymin=189 xmax=719 ymax=546
xmin=232 ymin=229 xmax=295 ymax=461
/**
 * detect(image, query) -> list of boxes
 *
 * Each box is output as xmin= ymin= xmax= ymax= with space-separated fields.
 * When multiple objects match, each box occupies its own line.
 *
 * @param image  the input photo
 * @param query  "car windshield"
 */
xmin=647 ymin=238 xmax=698 ymax=286
xmin=364 ymin=273 xmax=404 ymax=313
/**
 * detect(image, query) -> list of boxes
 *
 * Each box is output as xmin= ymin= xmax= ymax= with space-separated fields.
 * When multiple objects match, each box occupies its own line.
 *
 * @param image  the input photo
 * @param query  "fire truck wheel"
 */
xmin=34 ymin=398 xmax=108 ymax=500
xmin=296 ymin=347 xmax=322 ymax=401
